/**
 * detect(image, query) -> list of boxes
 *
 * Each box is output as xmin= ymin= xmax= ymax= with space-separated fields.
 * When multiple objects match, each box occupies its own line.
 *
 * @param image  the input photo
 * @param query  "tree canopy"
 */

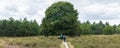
xmin=41 ymin=1 xmax=79 ymax=36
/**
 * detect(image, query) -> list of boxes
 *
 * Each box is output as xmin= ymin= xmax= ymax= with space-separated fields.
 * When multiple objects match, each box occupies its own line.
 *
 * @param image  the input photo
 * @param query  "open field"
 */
xmin=68 ymin=35 xmax=120 ymax=48
xmin=0 ymin=36 xmax=62 ymax=48
xmin=0 ymin=35 xmax=120 ymax=48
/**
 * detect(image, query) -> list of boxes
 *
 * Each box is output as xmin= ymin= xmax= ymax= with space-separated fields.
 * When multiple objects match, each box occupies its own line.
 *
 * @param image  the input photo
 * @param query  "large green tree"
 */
xmin=41 ymin=1 xmax=79 ymax=36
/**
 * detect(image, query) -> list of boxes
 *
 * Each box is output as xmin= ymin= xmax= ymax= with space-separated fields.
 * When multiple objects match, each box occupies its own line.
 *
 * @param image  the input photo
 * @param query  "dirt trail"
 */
xmin=60 ymin=41 xmax=74 ymax=48
xmin=64 ymin=42 xmax=68 ymax=48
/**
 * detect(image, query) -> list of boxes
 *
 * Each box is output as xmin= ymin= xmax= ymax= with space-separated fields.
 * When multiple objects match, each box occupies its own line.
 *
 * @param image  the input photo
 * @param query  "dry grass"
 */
xmin=0 ymin=36 xmax=62 ymax=48
xmin=60 ymin=42 xmax=65 ymax=48
xmin=68 ymin=42 xmax=74 ymax=48
xmin=68 ymin=35 xmax=120 ymax=48
xmin=0 ymin=35 xmax=120 ymax=48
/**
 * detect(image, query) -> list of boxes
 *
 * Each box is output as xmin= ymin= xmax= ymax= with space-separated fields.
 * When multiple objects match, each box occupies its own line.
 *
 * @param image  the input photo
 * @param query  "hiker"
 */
xmin=58 ymin=33 xmax=66 ymax=42
xmin=58 ymin=33 xmax=63 ymax=40
xmin=63 ymin=35 xmax=66 ymax=42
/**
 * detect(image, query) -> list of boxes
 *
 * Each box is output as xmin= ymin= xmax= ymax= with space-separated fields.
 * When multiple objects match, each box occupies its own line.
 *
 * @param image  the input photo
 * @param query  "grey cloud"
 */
xmin=79 ymin=10 xmax=120 ymax=20
xmin=89 ymin=0 xmax=120 ymax=4
xmin=26 ymin=7 xmax=38 ymax=15
xmin=5 ymin=5 xmax=19 ymax=12
xmin=0 ymin=0 xmax=120 ymax=25
xmin=25 ymin=0 xmax=50 ymax=15
xmin=82 ymin=14 xmax=119 ymax=20
xmin=0 ymin=11 xmax=14 ymax=17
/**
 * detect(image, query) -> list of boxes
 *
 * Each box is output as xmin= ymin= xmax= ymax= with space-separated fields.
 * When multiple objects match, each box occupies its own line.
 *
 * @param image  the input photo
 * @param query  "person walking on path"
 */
xmin=58 ymin=33 xmax=63 ymax=40
xmin=63 ymin=35 xmax=66 ymax=42
xmin=58 ymin=33 xmax=66 ymax=42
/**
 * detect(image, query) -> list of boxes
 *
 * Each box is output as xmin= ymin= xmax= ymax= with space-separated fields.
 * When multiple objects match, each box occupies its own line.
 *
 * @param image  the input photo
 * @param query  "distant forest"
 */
xmin=0 ymin=17 xmax=40 ymax=36
xmin=0 ymin=17 xmax=120 ymax=37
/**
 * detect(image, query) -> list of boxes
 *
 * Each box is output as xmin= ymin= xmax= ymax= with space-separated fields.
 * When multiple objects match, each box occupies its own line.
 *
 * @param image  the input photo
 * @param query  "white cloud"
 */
xmin=76 ymin=1 xmax=120 ymax=25
xmin=0 ymin=0 xmax=120 ymax=25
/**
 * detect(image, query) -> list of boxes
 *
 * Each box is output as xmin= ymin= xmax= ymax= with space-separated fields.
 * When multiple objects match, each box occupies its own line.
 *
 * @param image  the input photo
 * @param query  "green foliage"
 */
xmin=41 ymin=1 xmax=79 ymax=36
xmin=79 ymin=21 xmax=119 ymax=35
xmin=80 ymin=21 xmax=91 ymax=35
xmin=91 ymin=21 xmax=105 ymax=34
xmin=0 ymin=17 xmax=40 ymax=37
xmin=103 ymin=25 xmax=114 ymax=35
xmin=116 ymin=25 xmax=120 ymax=34
xmin=113 ymin=25 xmax=117 ymax=34
xmin=40 ymin=1 xmax=119 ymax=36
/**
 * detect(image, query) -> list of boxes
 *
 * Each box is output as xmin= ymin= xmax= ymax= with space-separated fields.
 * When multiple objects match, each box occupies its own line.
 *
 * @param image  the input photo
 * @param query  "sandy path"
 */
xmin=64 ymin=42 xmax=69 ymax=48
xmin=61 ymin=41 xmax=74 ymax=48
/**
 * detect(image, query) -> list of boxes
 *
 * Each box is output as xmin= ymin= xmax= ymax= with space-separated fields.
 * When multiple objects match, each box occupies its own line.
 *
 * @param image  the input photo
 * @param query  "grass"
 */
xmin=60 ymin=42 xmax=66 ymax=48
xmin=0 ymin=36 xmax=62 ymax=48
xmin=0 ymin=35 xmax=120 ymax=48
xmin=68 ymin=35 xmax=120 ymax=48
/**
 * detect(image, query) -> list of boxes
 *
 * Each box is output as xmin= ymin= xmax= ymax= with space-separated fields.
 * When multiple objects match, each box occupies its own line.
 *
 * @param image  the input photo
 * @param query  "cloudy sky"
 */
xmin=0 ymin=0 xmax=120 ymax=25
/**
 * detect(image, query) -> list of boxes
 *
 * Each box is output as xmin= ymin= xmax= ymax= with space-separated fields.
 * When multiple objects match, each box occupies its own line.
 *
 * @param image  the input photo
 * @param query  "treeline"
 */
xmin=0 ymin=17 xmax=120 ymax=37
xmin=79 ymin=21 xmax=120 ymax=35
xmin=0 ymin=17 xmax=40 ymax=37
